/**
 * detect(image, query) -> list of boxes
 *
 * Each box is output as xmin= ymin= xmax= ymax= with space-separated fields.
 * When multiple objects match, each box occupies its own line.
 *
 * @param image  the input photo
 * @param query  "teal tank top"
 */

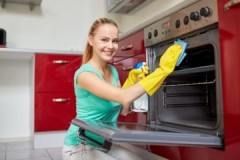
xmin=64 ymin=64 xmax=122 ymax=146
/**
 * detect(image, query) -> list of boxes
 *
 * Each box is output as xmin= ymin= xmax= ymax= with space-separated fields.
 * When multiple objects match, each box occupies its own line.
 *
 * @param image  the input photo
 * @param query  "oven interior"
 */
xmin=148 ymin=28 xmax=223 ymax=136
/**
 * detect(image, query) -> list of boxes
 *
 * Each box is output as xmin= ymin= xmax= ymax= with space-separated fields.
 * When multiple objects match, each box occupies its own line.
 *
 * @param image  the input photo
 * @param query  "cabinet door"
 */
xmin=35 ymin=54 xmax=82 ymax=92
xmin=35 ymin=92 xmax=76 ymax=131
xmin=115 ymin=30 xmax=145 ymax=60
xmin=114 ymin=54 xmax=146 ymax=123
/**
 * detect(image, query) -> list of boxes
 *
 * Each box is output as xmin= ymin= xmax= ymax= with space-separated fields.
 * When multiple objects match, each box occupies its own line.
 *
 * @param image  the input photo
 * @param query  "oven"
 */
xmin=71 ymin=0 xmax=223 ymax=151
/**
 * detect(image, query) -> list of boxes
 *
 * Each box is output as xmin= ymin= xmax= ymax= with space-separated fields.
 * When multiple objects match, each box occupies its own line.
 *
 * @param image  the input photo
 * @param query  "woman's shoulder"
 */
xmin=79 ymin=63 xmax=91 ymax=71
xmin=77 ymin=63 xmax=97 ymax=73
xmin=75 ymin=63 xmax=101 ymax=79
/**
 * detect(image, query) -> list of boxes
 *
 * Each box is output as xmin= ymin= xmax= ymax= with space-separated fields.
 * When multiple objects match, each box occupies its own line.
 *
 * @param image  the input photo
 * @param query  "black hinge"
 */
xmin=77 ymin=128 xmax=112 ymax=152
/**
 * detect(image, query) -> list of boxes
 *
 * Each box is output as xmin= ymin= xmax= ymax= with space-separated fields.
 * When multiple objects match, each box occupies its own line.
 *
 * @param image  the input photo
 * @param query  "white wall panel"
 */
xmin=0 ymin=60 xmax=31 ymax=141
xmin=0 ymin=0 xmax=118 ymax=52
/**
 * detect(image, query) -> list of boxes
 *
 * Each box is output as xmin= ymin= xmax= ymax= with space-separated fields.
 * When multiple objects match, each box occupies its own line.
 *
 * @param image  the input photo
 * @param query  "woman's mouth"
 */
xmin=104 ymin=50 xmax=115 ymax=56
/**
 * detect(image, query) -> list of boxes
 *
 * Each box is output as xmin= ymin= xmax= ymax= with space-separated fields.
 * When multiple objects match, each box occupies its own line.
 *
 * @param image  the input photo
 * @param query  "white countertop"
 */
xmin=0 ymin=47 xmax=82 ymax=60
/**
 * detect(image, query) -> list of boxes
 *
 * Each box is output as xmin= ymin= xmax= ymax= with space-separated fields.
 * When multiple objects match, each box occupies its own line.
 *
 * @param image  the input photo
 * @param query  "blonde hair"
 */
xmin=82 ymin=18 xmax=119 ymax=64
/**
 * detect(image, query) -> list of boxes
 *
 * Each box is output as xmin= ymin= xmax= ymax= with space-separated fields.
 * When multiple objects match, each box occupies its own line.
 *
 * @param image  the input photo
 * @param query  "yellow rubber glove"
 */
xmin=138 ymin=44 xmax=183 ymax=96
xmin=122 ymin=62 xmax=149 ymax=88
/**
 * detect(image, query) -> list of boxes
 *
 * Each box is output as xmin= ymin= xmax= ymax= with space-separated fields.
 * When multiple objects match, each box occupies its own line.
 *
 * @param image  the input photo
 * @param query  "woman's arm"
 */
xmin=117 ymin=80 xmax=131 ymax=116
xmin=77 ymin=72 xmax=145 ymax=109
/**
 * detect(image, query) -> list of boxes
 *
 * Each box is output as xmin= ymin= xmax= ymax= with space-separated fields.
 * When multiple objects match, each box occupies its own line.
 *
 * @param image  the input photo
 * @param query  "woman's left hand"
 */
xmin=122 ymin=62 xmax=149 ymax=88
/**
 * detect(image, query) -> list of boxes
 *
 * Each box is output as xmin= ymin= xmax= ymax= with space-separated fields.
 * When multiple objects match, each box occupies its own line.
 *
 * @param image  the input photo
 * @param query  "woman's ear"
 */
xmin=88 ymin=36 xmax=93 ymax=46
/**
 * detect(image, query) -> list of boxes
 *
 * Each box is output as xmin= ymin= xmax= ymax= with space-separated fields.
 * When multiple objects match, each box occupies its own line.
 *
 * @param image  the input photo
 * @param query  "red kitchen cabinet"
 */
xmin=148 ymin=1 xmax=240 ymax=160
xmin=115 ymin=29 xmax=145 ymax=60
xmin=35 ymin=54 xmax=82 ymax=92
xmin=35 ymin=92 xmax=76 ymax=131
xmin=34 ymin=53 xmax=82 ymax=132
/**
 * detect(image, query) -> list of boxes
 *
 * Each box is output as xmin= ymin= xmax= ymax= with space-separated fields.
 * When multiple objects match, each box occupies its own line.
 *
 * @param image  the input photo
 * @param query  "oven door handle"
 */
xmin=121 ymin=44 xmax=133 ymax=51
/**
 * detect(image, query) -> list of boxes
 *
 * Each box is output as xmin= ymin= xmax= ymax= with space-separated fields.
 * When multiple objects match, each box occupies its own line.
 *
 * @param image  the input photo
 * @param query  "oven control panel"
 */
xmin=144 ymin=0 xmax=218 ymax=47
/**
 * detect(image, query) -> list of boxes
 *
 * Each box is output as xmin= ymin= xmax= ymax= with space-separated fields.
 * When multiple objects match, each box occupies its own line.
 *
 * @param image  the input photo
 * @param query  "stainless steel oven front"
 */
xmin=146 ymin=18 xmax=222 ymax=136
xmin=71 ymin=0 xmax=223 ymax=151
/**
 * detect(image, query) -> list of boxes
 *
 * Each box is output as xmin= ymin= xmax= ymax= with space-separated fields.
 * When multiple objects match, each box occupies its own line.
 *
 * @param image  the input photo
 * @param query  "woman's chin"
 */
xmin=103 ymin=56 xmax=114 ymax=63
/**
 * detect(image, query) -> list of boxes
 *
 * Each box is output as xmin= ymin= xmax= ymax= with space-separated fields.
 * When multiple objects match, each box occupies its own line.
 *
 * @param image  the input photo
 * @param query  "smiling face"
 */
xmin=88 ymin=23 xmax=119 ymax=63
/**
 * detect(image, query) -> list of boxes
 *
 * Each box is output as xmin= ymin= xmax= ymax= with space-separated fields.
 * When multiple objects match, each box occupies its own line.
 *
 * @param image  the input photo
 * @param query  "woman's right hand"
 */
xmin=159 ymin=44 xmax=182 ymax=74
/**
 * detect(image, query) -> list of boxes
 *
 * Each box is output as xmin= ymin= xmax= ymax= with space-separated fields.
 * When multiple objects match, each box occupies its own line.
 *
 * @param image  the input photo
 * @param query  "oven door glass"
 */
xmin=72 ymin=118 xmax=222 ymax=148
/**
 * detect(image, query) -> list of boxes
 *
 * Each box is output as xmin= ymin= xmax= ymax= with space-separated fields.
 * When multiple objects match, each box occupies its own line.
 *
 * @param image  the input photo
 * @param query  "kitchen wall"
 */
xmin=0 ymin=0 xmax=119 ymax=52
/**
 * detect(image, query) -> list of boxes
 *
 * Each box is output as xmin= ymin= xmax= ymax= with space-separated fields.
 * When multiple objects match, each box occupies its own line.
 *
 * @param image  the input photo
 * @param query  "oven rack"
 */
xmin=172 ymin=65 xmax=215 ymax=76
xmin=162 ymin=79 xmax=216 ymax=87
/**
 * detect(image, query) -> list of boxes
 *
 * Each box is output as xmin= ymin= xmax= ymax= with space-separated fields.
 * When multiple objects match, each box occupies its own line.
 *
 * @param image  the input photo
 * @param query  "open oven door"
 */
xmin=71 ymin=118 xmax=223 ymax=151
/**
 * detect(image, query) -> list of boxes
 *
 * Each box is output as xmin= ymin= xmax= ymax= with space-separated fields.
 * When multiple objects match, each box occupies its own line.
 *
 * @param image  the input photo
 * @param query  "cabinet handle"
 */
xmin=113 ymin=62 xmax=123 ymax=66
xmin=121 ymin=44 xmax=133 ymax=51
xmin=224 ymin=0 xmax=240 ymax=10
xmin=52 ymin=98 xmax=70 ymax=103
xmin=52 ymin=60 xmax=70 ymax=64
xmin=122 ymin=66 xmax=133 ymax=71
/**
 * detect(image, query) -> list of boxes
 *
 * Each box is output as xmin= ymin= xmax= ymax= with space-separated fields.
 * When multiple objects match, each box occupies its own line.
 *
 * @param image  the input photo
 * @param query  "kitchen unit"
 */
xmin=34 ymin=54 xmax=82 ymax=131
xmin=71 ymin=0 xmax=240 ymax=160
xmin=146 ymin=0 xmax=240 ymax=160
xmin=33 ymin=53 xmax=82 ymax=148
xmin=145 ymin=0 xmax=222 ymax=158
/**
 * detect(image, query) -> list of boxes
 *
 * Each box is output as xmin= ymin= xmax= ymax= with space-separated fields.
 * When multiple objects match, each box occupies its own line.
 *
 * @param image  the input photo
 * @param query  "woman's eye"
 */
xmin=113 ymin=40 xmax=119 ymax=44
xmin=102 ymin=39 xmax=108 ymax=42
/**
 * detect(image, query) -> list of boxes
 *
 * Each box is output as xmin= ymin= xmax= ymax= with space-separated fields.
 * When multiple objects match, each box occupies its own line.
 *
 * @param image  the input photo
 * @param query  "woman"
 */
xmin=62 ymin=17 xmax=183 ymax=160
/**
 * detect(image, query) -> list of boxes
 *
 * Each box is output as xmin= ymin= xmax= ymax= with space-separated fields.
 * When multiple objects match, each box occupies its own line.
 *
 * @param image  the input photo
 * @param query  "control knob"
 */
xmin=200 ymin=7 xmax=211 ymax=17
xmin=190 ymin=11 xmax=200 ymax=21
xmin=154 ymin=29 xmax=158 ymax=37
xmin=183 ymin=16 xmax=189 ymax=25
xmin=175 ymin=19 xmax=180 ymax=28
xmin=148 ymin=32 xmax=152 ymax=39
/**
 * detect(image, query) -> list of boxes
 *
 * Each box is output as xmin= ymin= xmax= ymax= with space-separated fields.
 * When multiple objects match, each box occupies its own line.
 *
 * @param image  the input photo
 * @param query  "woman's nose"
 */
xmin=107 ymin=41 xmax=114 ymax=48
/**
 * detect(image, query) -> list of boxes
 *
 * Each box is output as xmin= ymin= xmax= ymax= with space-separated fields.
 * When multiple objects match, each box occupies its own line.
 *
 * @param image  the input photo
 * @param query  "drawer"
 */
xmin=115 ymin=29 xmax=145 ymax=59
xmin=35 ymin=54 xmax=82 ymax=92
xmin=35 ymin=92 xmax=76 ymax=132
